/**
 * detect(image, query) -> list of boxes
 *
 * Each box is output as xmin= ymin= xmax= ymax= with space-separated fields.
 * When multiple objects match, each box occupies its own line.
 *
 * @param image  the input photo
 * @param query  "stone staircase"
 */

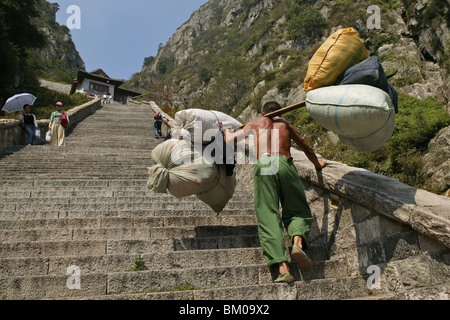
xmin=0 ymin=102 xmax=373 ymax=300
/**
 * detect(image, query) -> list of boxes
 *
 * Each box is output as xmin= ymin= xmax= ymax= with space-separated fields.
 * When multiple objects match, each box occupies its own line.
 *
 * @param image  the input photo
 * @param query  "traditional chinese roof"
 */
xmin=70 ymin=69 xmax=142 ymax=97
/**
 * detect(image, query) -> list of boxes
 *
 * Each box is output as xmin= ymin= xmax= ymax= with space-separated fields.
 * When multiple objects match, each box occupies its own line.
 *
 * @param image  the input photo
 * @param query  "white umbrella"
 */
xmin=2 ymin=93 xmax=37 ymax=113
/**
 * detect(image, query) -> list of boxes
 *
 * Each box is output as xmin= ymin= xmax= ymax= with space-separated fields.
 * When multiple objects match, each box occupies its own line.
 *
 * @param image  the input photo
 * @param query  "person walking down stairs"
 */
xmin=19 ymin=104 xmax=39 ymax=146
xmin=49 ymin=102 xmax=69 ymax=147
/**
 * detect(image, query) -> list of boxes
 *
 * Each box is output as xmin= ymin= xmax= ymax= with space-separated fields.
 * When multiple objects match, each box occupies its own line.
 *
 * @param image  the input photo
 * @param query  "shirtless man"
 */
xmin=224 ymin=101 xmax=328 ymax=283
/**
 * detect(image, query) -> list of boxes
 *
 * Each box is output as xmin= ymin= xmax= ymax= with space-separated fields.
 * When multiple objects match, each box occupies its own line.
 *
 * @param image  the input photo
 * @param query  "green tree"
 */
xmin=0 ymin=0 xmax=46 ymax=104
xmin=200 ymin=57 xmax=252 ymax=113
xmin=286 ymin=4 xmax=326 ymax=44
xmin=143 ymin=56 xmax=155 ymax=68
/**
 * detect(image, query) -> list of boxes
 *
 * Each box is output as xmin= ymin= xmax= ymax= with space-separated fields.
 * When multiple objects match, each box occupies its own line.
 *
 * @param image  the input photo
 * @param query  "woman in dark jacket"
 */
xmin=19 ymin=104 xmax=39 ymax=145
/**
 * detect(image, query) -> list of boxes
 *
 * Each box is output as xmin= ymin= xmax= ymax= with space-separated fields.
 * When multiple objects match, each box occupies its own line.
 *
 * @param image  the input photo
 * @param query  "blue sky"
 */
xmin=54 ymin=0 xmax=209 ymax=80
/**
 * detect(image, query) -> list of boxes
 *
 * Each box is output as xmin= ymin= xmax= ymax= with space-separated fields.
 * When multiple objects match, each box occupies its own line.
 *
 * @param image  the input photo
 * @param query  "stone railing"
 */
xmin=0 ymin=98 xmax=102 ymax=155
xmin=140 ymin=98 xmax=449 ymax=299
xmin=290 ymin=150 xmax=450 ymax=298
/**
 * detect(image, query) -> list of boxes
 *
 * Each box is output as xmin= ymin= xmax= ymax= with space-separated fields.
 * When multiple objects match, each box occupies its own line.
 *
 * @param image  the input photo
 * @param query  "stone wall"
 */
xmin=0 ymin=98 xmax=102 ymax=156
xmin=289 ymin=149 xmax=449 ymax=299
xmin=143 ymin=99 xmax=449 ymax=299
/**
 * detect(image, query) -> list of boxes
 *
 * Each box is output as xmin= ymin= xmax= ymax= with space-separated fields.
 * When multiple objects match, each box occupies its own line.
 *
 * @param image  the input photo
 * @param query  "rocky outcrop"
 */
xmin=383 ymin=1 xmax=449 ymax=110
xmin=135 ymin=0 xmax=449 ymax=111
xmin=37 ymin=25 xmax=85 ymax=72
xmin=423 ymin=126 xmax=450 ymax=195
xmin=31 ymin=1 xmax=85 ymax=80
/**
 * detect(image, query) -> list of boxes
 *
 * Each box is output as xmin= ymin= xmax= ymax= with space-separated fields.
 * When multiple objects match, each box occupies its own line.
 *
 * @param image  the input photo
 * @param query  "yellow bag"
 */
xmin=304 ymin=28 xmax=369 ymax=92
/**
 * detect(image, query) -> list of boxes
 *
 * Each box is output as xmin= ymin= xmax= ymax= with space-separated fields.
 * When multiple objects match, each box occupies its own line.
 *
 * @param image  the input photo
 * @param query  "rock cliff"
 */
xmin=31 ymin=1 xmax=85 ymax=83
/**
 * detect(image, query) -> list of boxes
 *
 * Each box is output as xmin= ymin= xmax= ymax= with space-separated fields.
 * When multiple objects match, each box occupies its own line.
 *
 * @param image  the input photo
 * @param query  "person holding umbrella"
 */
xmin=49 ymin=102 xmax=69 ymax=147
xmin=19 ymin=104 xmax=39 ymax=146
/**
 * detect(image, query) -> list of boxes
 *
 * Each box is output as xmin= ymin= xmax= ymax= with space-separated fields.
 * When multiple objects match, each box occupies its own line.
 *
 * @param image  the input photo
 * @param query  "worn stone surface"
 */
xmin=423 ymin=126 xmax=450 ymax=195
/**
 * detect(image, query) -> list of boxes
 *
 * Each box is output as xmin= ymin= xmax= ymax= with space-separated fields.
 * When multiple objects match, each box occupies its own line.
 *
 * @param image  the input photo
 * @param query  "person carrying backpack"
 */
xmin=49 ymin=101 xmax=69 ymax=147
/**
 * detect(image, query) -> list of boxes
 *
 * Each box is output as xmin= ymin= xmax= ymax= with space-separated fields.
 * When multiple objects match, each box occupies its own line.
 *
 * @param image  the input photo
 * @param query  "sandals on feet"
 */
xmin=274 ymin=272 xmax=295 ymax=284
xmin=291 ymin=245 xmax=313 ymax=271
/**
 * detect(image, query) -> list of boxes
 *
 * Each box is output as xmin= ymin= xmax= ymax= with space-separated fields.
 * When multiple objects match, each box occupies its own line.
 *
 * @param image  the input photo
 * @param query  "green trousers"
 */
xmin=254 ymin=156 xmax=313 ymax=267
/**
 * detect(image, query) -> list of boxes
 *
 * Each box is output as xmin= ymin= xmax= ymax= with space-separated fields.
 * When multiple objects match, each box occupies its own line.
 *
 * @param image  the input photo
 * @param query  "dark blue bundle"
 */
xmin=336 ymin=56 xmax=398 ymax=113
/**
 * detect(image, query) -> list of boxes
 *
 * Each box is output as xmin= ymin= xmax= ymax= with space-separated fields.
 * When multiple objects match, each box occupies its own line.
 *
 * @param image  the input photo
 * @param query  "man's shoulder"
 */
xmin=272 ymin=117 xmax=291 ymax=126
xmin=247 ymin=116 xmax=272 ymax=128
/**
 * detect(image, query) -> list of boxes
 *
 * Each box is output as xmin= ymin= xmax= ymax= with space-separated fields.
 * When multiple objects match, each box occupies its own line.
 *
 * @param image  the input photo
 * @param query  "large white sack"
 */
xmin=147 ymin=139 xmax=219 ymax=198
xmin=173 ymin=109 xmax=242 ymax=144
xmin=338 ymin=108 xmax=395 ymax=152
xmin=306 ymin=85 xmax=394 ymax=139
xmin=196 ymin=164 xmax=237 ymax=214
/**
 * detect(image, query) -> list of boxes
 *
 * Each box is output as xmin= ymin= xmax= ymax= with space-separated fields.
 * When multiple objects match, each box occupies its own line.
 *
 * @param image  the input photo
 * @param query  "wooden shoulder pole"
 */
xmin=236 ymin=101 xmax=306 ymax=129
xmin=263 ymin=101 xmax=306 ymax=118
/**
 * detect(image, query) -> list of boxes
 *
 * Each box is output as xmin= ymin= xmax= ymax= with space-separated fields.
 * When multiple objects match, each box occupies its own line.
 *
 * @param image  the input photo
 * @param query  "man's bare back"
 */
xmin=225 ymin=116 xmax=327 ymax=170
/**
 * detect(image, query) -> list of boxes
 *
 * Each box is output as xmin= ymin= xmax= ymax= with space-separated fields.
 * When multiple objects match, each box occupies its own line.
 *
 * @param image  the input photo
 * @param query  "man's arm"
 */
xmin=281 ymin=118 xmax=328 ymax=170
xmin=223 ymin=124 xmax=251 ymax=145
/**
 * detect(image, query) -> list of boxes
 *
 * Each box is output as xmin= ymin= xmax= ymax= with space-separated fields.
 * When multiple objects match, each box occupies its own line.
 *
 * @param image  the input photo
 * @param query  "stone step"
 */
xmin=0 ymin=225 xmax=258 ymax=243
xmin=0 ymin=180 xmax=249 ymax=190
xmin=0 ymin=173 xmax=148 ymax=179
xmin=0 ymin=195 xmax=253 ymax=203
xmin=0 ymin=194 xmax=254 ymax=203
xmin=0 ymin=179 xmax=149 ymax=188
xmin=0 ymin=247 xmax=265 ymax=277
xmin=0 ymin=208 xmax=256 ymax=220
xmin=83 ymin=277 xmax=369 ymax=301
xmin=0 ymin=186 xmax=251 ymax=196
xmin=0 ymin=199 xmax=252 ymax=212
xmin=0 ymin=246 xmax=338 ymax=280
xmin=0 ymin=264 xmax=366 ymax=300
xmin=0 ymin=215 xmax=257 ymax=231
xmin=0 ymin=235 xmax=261 ymax=259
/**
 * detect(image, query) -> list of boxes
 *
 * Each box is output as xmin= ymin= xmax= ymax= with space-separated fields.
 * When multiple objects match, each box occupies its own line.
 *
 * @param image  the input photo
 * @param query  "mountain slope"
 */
xmin=126 ymin=0 xmax=448 ymax=112
xmin=124 ymin=0 xmax=450 ymax=195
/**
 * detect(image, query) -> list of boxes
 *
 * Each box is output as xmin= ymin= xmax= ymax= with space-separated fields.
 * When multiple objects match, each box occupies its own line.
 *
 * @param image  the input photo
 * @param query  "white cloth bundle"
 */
xmin=148 ymin=138 xmax=237 ymax=213
xmin=148 ymin=139 xmax=219 ymax=198
xmin=196 ymin=164 xmax=237 ymax=214
xmin=306 ymin=84 xmax=395 ymax=152
xmin=172 ymin=109 xmax=242 ymax=144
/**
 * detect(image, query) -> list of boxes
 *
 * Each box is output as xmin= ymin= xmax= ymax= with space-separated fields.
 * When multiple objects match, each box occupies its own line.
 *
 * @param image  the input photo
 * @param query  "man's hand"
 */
xmin=315 ymin=160 xmax=328 ymax=171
